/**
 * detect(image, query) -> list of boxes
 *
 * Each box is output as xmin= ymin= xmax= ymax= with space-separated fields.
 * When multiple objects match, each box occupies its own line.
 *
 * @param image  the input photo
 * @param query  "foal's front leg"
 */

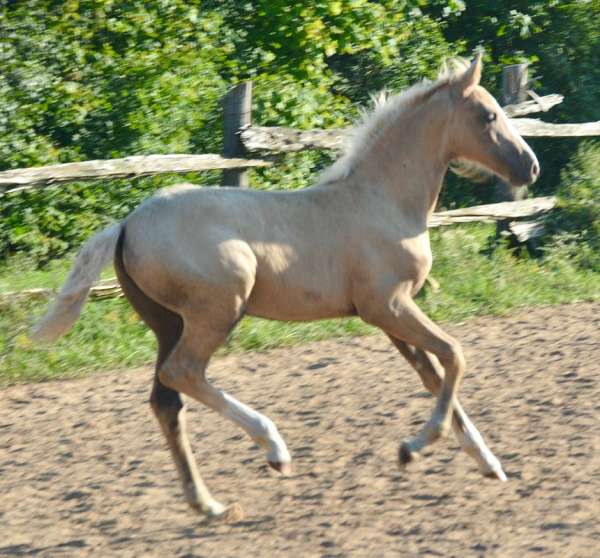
xmin=389 ymin=338 xmax=506 ymax=480
xmin=358 ymin=292 xmax=465 ymax=464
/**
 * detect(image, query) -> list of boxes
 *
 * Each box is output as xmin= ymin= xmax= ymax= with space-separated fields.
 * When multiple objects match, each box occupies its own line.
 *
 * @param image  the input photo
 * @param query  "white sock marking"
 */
xmin=219 ymin=391 xmax=291 ymax=464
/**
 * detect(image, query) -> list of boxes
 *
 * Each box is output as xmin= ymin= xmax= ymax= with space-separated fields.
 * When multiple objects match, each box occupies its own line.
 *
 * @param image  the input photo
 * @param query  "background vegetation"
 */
xmin=0 ymin=1 xmax=598 ymax=384
xmin=1 ymin=0 xmax=599 ymax=262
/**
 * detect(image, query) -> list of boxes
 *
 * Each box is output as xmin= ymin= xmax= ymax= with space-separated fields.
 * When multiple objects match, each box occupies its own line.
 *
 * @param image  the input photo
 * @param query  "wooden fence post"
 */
xmin=495 ymin=64 xmax=530 ymax=203
xmin=222 ymin=82 xmax=253 ymax=188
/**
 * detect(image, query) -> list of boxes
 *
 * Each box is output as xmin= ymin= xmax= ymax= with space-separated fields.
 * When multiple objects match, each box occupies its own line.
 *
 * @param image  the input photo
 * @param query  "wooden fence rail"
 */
xmin=240 ymin=92 xmax=599 ymax=153
xmin=2 ymin=90 xmax=595 ymax=193
xmin=241 ymin=118 xmax=600 ymax=153
xmin=428 ymin=196 xmax=556 ymax=227
xmin=511 ymin=119 xmax=600 ymax=137
xmin=0 ymin=154 xmax=271 ymax=195
xmin=502 ymin=93 xmax=564 ymax=117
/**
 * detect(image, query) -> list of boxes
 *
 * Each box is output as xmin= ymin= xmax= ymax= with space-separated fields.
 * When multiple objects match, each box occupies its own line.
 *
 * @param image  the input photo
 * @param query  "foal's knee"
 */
xmin=436 ymin=339 xmax=465 ymax=378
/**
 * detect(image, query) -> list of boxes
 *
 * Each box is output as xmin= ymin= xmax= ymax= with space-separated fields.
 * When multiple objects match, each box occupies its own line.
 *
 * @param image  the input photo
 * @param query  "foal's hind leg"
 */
xmin=150 ymin=379 xmax=242 ymax=519
xmin=115 ymin=233 xmax=241 ymax=520
xmin=389 ymin=337 xmax=506 ymax=480
xmin=158 ymin=319 xmax=292 ymax=476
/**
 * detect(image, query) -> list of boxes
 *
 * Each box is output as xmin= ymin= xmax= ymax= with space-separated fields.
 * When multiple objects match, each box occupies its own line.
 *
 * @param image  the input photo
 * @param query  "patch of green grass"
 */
xmin=419 ymin=225 xmax=599 ymax=322
xmin=1 ymin=223 xmax=598 ymax=386
xmin=0 ymin=254 xmax=114 ymax=293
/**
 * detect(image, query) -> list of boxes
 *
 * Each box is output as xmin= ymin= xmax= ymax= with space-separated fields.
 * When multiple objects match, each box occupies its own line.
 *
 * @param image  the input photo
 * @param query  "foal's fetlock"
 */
xmin=483 ymin=468 xmax=507 ymax=482
xmin=438 ymin=418 xmax=452 ymax=439
xmin=422 ymin=419 xmax=449 ymax=445
xmin=479 ymin=456 xmax=507 ymax=482
xmin=188 ymin=496 xmax=244 ymax=523
xmin=182 ymin=484 xmax=239 ymax=521
xmin=256 ymin=432 xmax=292 ymax=476
xmin=184 ymin=490 xmax=209 ymax=515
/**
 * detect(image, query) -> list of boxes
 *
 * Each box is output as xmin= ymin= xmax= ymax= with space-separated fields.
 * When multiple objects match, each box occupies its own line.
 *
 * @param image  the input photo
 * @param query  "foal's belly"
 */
xmin=245 ymin=267 xmax=355 ymax=321
xmin=246 ymin=283 xmax=356 ymax=321
xmin=243 ymin=238 xmax=355 ymax=321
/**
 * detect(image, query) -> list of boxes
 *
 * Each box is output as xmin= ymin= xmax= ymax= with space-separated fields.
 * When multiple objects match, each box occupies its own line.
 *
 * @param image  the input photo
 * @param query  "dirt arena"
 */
xmin=1 ymin=302 xmax=599 ymax=557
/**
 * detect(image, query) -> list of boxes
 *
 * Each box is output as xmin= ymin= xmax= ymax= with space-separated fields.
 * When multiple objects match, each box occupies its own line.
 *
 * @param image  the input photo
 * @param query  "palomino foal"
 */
xmin=32 ymin=55 xmax=539 ymax=521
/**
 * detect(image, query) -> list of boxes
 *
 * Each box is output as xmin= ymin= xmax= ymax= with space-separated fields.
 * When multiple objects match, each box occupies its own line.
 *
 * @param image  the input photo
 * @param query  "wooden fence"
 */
xmin=1 ymin=76 xmax=599 ymax=194
xmin=1 ymin=67 xmax=599 ymax=303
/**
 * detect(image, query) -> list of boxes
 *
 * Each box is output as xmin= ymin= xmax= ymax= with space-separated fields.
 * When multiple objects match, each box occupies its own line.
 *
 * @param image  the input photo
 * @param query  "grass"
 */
xmin=1 ymin=223 xmax=598 ymax=386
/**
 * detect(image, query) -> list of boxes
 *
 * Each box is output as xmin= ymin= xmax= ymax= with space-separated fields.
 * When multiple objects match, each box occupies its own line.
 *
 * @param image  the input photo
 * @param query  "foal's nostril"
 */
xmin=531 ymin=161 xmax=540 ymax=180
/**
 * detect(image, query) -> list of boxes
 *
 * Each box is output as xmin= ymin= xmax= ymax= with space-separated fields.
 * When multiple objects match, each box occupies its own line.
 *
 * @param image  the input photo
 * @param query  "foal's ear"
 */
xmin=454 ymin=53 xmax=483 ymax=99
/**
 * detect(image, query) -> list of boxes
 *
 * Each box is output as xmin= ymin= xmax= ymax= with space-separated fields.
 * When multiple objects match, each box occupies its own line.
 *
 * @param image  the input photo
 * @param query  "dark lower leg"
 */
xmin=150 ymin=380 xmax=232 ymax=515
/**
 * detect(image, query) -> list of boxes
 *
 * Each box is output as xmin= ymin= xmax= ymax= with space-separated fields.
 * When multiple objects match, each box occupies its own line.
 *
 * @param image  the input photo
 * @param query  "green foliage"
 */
xmin=0 ymin=1 xmax=230 ymax=166
xmin=1 ymin=0 xmax=230 ymax=263
xmin=543 ymin=141 xmax=600 ymax=271
xmin=207 ymin=0 xmax=442 ymax=82
xmin=328 ymin=13 xmax=459 ymax=104
xmin=1 ymin=0 xmax=599 ymax=267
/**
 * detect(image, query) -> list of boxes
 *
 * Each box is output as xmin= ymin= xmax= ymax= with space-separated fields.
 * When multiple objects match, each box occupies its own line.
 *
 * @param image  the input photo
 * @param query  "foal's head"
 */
xmin=447 ymin=55 xmax=539 ymax=187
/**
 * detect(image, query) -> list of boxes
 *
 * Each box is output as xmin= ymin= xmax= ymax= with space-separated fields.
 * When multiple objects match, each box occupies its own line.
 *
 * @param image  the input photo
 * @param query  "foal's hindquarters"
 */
xmin=115 ymin=200 xmax=296 ymax=521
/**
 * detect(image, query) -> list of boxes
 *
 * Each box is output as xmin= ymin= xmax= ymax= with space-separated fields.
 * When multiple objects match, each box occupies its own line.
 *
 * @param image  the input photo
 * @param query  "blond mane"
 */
xmin=319 ymin=58 xmax=483 ymax=184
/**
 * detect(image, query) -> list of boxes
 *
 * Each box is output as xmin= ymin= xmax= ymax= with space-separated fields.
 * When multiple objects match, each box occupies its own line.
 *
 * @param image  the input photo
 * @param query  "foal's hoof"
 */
xmin=483 ymin=468 xmax=508 ymax=482
xmin=203 ymin=503 xmax=245 ymax=524
xmin=268 ymin=460 xmax=292 ymax=476
xmin=399 ymin=442 xmax=418 ymax=468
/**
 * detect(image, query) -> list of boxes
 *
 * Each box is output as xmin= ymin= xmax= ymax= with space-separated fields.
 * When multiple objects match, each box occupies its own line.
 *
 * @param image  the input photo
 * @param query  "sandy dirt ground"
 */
xmin=1 ymin=302 xmax=599 ymax=557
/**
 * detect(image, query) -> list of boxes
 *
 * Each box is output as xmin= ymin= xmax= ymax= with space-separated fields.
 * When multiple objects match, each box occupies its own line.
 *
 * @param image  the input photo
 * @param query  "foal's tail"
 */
xmin=30 ymin=223 xmax=122 ymax=343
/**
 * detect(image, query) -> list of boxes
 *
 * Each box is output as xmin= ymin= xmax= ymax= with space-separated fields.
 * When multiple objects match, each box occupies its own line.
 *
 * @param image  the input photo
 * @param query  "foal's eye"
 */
xmin=486 ymin=112 xmax=497 ymax=123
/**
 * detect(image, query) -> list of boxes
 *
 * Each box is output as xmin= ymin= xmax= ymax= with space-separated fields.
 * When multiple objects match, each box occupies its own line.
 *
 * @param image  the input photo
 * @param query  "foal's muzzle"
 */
xmin=509 ymin=151 xmax=540 ymax=187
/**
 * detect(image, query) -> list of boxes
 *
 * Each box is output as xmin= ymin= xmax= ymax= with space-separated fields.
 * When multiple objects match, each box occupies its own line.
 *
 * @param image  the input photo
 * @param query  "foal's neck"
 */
xmin=353 ymin=92 xmax=452 ymax=222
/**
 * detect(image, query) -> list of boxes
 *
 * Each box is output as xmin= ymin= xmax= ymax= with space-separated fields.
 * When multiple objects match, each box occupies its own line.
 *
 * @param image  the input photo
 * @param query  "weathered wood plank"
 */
xmin=242 ymin=116 xmax=599 ymax=153
xmin=0 ymin=280 xmax=123 ymax=305
xmin=241 ymin=89 xmax=593 ymax=154
xmin=0 ymin=154 xmax=271 ymax=194
xmin=241 ymin=125 xmax=349 ymax=152
xmin=502 ymin=93 xmax=563 ymax=117
xmin=511 ymin=118 xmax=600 ymax=137
xmin=428 ymin=196 xmax=556 ymax=227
